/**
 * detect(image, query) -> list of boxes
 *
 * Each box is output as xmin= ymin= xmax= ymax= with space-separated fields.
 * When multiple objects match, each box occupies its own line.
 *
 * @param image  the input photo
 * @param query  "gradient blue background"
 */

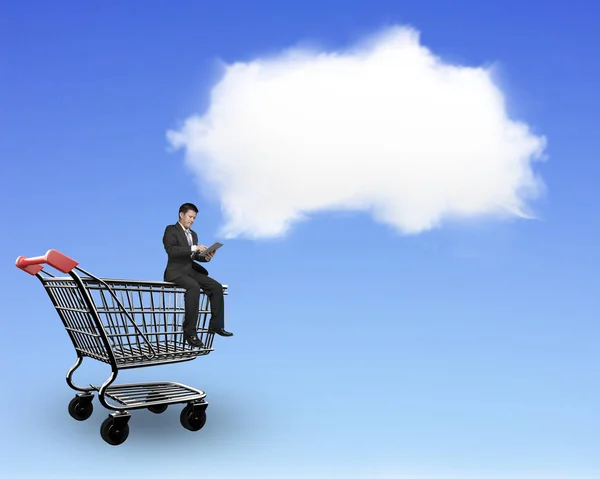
xmin=1 ymin=1 xmax=599 ymax=478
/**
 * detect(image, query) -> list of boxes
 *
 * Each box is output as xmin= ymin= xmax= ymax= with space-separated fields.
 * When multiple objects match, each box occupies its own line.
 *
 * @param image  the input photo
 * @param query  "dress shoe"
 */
xmin=184 ymin=334 xmax=204 ymax=348
xmin=209 ymin=328 xmax=233 ymax=337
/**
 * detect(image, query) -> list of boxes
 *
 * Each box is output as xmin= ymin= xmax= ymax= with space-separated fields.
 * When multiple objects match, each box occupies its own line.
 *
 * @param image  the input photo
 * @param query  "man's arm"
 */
xmin=193 ymin=247 xmax=215 ymax=262
xmin=163 ymin=226 xmax=195 ymax=258
xmin=194 ymin=251 xmax=209 ymax=262
xmin=191 ymin=230 xmax=211 ymax=262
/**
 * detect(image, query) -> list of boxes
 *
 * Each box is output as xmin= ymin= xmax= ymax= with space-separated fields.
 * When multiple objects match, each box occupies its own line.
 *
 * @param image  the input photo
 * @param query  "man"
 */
xmin=162 ymin=203 xmax=233 ymax=348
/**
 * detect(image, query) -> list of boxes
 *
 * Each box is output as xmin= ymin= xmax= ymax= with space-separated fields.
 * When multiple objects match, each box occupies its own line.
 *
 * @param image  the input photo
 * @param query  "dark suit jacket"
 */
xmin=162 ymin=223 xmax=210 ymax=281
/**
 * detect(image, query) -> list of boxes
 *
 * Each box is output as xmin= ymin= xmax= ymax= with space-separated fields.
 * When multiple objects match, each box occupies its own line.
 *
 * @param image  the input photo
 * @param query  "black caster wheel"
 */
xmin=148 ymin=404 xmax=168 ymax=414
xmin=68 ymin=395 xmax=93 ymax=421
xmin=100 ymin=416 xmax=130 ymax=446
xmin=146 ymin=392 xmax=168 ymax=414
xmin=180 ymin=404 xmax=207 ymax=431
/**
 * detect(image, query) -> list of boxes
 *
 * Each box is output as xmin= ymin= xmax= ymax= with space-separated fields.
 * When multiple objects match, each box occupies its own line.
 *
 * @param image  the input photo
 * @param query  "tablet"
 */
xmin=198 ymin=242 xmax=224 ymax=257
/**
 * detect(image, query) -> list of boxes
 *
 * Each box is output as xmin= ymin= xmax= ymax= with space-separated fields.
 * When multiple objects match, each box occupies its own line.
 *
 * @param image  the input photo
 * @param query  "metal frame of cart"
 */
xmin=15 ymin=249 xmax=227 ymax=446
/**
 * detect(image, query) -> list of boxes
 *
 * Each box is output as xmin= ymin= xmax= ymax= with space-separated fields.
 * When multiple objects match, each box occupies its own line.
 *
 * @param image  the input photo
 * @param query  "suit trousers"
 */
xmin=170 ymin=271 xmax=224 ymax=336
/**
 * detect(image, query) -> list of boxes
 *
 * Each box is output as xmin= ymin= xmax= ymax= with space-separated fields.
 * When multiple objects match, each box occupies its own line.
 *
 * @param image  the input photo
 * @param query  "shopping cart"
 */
xmin=15 ymin=249 xmax=228 ymax=446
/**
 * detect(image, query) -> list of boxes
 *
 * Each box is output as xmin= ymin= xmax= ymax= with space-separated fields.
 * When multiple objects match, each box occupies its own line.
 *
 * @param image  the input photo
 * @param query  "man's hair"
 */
xmin=179 ymin=203 xmax=199 ymax=215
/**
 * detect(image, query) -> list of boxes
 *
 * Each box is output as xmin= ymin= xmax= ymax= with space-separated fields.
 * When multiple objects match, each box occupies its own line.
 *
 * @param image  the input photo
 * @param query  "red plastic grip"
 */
xmin=16 ymin=249 xmax=79 ymax=275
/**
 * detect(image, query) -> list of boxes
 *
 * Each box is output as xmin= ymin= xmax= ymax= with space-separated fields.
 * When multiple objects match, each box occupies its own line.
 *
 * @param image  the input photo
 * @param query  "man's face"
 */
xmin=179 ymin=210 xmax=197 ymax=229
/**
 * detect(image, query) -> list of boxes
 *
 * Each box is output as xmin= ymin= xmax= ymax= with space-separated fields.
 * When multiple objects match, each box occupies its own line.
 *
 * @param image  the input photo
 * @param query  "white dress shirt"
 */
xmin=178 ymin=222 xmax=196 ymax=256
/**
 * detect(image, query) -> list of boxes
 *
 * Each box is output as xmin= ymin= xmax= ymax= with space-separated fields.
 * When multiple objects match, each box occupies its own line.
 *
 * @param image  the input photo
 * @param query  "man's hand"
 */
xmin=193 ymin=244 xmax=215 ymax=261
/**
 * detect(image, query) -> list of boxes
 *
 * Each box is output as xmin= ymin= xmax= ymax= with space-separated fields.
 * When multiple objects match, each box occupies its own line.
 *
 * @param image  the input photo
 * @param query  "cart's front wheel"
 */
xmin=148 ymin=404 xmax=168 ymax=414
xmin=146 ymin=392 xmax=168 ymax=414
xmin=68 ymin=396 xmax=93 ymax=421
xmin=180 ymin=404 xmax=207 ymax=431
xmin=100 ymin=417 xmax=129 ymax=446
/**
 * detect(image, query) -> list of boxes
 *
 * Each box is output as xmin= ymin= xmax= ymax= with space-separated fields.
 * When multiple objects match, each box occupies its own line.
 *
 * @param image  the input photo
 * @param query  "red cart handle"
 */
xmin=16 ymin=249 xmax=79 ymax=275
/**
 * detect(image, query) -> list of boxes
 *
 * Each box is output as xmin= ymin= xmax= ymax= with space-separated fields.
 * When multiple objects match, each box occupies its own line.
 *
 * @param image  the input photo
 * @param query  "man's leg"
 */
xmin=170 ymin=275 xmax=202 ymax=337
xmin=189 ymin=271 xmax=228 ymax=333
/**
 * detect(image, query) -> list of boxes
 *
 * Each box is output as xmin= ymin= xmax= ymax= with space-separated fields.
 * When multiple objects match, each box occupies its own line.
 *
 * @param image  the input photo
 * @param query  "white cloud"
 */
xmin=167 ymin=25 xmax=547 ymax=239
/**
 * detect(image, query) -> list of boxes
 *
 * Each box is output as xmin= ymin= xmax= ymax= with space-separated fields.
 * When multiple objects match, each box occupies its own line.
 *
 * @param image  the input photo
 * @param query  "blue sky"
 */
xmin=1 ymin=1 xmax=599 ymax=478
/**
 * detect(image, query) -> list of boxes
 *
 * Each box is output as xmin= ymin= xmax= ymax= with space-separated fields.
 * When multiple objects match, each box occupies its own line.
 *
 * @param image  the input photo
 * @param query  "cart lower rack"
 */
xmin=16 ymin=249 xmax=228 ymax=446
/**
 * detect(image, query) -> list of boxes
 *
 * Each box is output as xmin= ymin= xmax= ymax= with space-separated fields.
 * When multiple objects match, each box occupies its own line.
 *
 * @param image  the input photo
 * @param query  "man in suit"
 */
xmin=163 ymin=203 xmax=233 ymax=348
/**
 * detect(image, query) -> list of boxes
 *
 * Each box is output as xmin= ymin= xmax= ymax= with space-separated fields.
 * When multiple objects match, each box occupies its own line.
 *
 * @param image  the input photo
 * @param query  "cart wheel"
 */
xmin=100 ymin=417 xmax=129 ymax=446
xmin=146 ymin=392 xmax=168 ymax=414
xmin=180 ymin=404 xmax=207 ymax=431
xmin=148 ymin=404 xmax=168 ymax=414
xmin=68 ymin=396 xmax=93 ymax=421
